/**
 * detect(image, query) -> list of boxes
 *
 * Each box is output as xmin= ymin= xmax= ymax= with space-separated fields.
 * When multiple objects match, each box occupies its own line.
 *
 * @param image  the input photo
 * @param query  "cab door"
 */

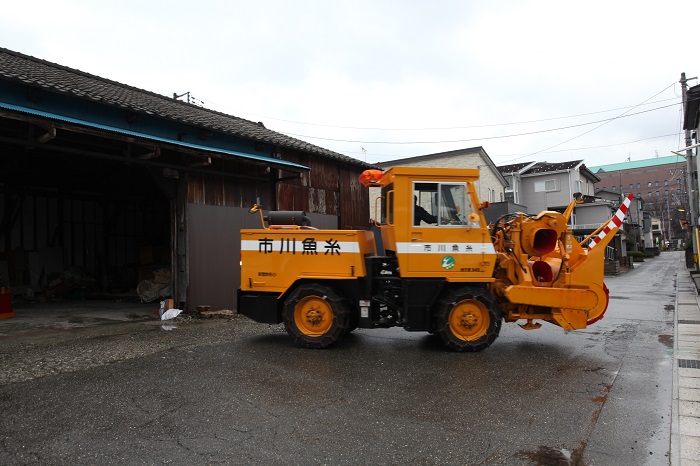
xmin=407 ymin=182 xmax=493 ymax=277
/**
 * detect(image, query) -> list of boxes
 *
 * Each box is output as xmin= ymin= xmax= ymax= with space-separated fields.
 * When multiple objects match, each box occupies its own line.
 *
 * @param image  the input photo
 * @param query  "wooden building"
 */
xmin=0 ymin=47 xmax=370 ymax=312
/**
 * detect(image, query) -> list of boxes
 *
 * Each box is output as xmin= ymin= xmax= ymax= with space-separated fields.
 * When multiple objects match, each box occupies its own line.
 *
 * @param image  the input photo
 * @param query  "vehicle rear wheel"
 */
xmin=283 ymin=284 xmax=349 ymax=348
xmin=433 ymin=287 xmax=502 ymax=352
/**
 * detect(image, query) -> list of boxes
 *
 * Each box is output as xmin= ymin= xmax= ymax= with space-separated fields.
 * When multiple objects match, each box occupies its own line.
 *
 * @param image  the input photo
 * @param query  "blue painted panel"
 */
xmin=0 ymin=80 xmax=308 ymax=171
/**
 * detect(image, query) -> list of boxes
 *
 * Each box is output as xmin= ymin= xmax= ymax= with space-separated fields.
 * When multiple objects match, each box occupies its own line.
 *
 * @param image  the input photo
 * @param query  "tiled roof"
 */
xmin=498 ymin=160 xmax=599 ymax=182
xmin=497 ymin=161 xmax=583 ymax=174
xmin=497 ymin=162 xmax=534 ymax=174
xmin=0 ymin=47 xmax=366 ymax=166
xmin=528 ymin=160 xmax=583 ymax=173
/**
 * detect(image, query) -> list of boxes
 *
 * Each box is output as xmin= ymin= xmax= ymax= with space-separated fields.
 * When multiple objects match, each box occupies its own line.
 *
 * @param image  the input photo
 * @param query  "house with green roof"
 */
xmin=588 ymin=155 xmax=687 ymax=174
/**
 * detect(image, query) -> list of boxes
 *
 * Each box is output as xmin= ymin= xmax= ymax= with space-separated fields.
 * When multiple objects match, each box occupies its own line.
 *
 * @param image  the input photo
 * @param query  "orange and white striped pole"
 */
xmin=588 ymin=193 xmax=634 ymax=250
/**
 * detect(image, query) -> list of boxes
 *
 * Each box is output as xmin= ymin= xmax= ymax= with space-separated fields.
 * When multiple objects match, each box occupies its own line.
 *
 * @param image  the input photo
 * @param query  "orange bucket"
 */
xmin=0 ymin=289 xmax=15 ymax=319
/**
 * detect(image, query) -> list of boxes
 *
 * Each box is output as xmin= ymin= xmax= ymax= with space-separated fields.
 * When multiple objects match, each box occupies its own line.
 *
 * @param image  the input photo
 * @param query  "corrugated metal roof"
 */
xmin=0 ymin=47 xmax=367 ymax=167
xmin=0 ymin=100 xmax=309 ymax=171
xmin=588 ymin=155 xmax=687 ymax=173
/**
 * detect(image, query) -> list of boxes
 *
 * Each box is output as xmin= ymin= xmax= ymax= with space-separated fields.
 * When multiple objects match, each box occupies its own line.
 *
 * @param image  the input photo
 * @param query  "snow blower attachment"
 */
xmin=489 ymin=192 xmax=632 ymax=331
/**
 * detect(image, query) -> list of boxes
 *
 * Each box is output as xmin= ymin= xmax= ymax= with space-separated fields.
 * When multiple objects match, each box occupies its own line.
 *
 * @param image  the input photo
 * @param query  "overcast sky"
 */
xmin=1 ymin=1 xmax=697 ymax=168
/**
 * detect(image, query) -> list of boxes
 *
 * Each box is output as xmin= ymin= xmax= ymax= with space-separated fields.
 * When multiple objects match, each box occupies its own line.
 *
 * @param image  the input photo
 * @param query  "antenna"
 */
xmin=173 ymin=91 xmax=190 ymax=103
xmin=173 ymin=91 xmax=205 ymax=107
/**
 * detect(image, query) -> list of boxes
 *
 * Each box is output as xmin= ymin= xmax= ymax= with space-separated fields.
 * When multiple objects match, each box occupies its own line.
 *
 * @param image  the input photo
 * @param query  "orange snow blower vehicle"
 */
xmin=238 ymin=166 xmax=629 ymax=352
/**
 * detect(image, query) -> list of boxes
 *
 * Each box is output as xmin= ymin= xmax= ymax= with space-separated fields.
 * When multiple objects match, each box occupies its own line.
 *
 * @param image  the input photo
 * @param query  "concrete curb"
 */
xmin=672 ymin=265 xmax=700 ymax=466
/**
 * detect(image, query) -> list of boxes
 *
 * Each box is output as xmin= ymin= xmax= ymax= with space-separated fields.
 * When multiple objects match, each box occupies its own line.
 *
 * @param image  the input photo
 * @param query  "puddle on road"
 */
xmin=517 ymin=442 xmax=586 ymax=465
xmin=658 ymin=334 xmax=673 ymax=348
xmin=591 ymin=383 xmax=611 ymax=404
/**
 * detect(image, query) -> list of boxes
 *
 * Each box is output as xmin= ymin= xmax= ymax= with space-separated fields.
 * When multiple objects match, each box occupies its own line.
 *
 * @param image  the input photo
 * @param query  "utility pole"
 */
xmin=667 ymin=197 xmax=672 ymax=245
xmin=681 ymin=72 xmax=698 ymax=267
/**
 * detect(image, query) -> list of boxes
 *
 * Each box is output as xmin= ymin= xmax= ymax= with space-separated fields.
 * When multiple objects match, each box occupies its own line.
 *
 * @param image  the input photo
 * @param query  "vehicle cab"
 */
xmin=362 ymin=167 xmax=497 ymax=282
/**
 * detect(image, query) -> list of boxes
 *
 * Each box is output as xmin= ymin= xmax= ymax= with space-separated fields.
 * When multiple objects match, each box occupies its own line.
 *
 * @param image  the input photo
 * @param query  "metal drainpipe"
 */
xmin=568 ymin=169 xmax=573 ymax=228
xmin=337 ymin=164 xmax=342 ymax=229
xmin=507 ymin=172 xmax=517 ymax=204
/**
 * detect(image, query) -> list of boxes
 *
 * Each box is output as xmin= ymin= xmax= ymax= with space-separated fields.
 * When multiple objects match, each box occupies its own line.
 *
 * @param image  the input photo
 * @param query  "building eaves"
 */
xmin=0 ymin=100 xmax=310 ymax=172
xmin=579 ymin=164 xmax=601 ymax=183
xmin=0 ymin=47 xmax=368 ymax=168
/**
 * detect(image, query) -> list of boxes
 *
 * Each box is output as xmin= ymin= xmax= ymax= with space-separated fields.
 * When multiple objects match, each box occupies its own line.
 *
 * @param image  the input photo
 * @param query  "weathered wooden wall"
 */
xmin=186 ymin=172 xmax=272 ymax=208
xmin=275 ymin=151 xmax=369 ymax=230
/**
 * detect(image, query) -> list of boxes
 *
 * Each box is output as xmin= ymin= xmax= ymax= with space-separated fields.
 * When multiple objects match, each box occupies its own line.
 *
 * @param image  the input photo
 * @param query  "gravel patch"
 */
xmin=0 ymin=315 xmax=286 ymax=386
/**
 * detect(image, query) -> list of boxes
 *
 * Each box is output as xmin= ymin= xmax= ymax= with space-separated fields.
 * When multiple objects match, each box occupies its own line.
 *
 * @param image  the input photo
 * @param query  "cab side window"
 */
xmin=413 ymin=182 xmax=438 ymax=226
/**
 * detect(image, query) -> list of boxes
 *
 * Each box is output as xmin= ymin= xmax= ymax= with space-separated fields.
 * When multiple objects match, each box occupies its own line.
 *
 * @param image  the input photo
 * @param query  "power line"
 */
xmin=204 ymin=97 xmax=679 ymax=131
xmin=504 ymin=81 xmax=679 ymax=164
xmin=277 ymin=103 xmax=678 ymax=145
xmin=491 ymin=133 xmax=680 ymax=157
xmin=356 ymin=132 xmax=680 ymax=160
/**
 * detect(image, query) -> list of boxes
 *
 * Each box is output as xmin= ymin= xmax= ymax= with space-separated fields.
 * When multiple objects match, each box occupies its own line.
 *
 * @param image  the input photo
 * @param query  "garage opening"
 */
xmin=1 ymin=142 xmax=172 ymax=315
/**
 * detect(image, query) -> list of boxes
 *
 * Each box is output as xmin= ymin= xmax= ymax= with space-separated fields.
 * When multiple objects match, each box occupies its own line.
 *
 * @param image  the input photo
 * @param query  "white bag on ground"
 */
xmin=161 ymin=308 xmax=183 ymax=320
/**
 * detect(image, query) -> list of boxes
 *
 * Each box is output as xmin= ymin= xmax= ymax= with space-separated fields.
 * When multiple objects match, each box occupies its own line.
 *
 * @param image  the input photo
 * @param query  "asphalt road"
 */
xmin=0 ymin=252 xmax=681 ymax=465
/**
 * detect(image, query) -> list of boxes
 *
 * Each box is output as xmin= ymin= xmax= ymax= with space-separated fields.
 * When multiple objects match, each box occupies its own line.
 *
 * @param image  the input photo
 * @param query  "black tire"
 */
xmin=283 ymin=284 xmax=349 ymax=349
xmin=433 ymin=287 xmax=502 ymax=352
xmin=347 ymin=301 xmax=359 ymax=333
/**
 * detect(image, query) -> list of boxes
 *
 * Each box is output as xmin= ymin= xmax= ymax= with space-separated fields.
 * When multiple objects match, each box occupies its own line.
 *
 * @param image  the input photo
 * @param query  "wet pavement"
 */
xmin=0 ymin=299 xmax=156 ymax=336
xmin=0 ymin=252 xmax=698 ymax=464
xmin=0 ymin=299 xmax=256 ymax=386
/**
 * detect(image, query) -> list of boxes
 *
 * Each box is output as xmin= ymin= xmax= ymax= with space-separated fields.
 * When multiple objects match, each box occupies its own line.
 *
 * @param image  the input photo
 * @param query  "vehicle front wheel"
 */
xmin=283 ymin=284 xmax=349 ymax=349
xmin=433 ymin=287 xmax=502 ymax=352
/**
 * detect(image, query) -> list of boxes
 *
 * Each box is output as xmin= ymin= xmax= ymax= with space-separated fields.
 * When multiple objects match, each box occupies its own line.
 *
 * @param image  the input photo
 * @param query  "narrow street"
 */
xmin=0 ymin=252 xmax=681 ymax=465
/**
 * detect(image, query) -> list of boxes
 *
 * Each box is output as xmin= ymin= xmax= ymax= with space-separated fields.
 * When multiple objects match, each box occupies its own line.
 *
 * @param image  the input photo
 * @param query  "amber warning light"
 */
xmin=359 ymin=169 xmax=383 ymax=187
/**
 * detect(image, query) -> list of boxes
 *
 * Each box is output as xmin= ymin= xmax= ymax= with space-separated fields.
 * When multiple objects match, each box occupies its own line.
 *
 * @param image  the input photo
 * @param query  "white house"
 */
xmin=370 ymin=147 xmax=508 ymax=222
xmin=498 ymin=160 xmax=600 ymax=213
